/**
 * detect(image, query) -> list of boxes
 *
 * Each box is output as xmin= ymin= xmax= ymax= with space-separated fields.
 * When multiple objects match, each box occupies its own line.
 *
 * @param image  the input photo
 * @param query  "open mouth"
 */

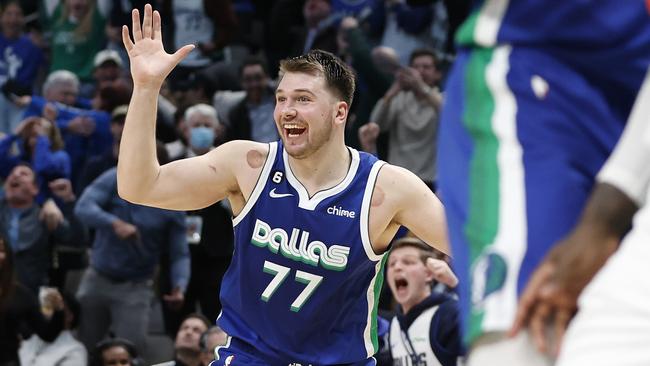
xmin=395 ymin=278 xmax=408 ymax=292
xmin=283 ymin=124 xmax=307 ymax=138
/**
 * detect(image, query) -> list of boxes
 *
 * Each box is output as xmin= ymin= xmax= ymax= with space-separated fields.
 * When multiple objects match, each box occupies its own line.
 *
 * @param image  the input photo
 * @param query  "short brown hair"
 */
xmin=390 ymin=237 xmax=447 ymax=265
xmin=409 ymin=48 xmax=438 ymax=67
xmin=279 ymin=50 xmax=356 ymax=106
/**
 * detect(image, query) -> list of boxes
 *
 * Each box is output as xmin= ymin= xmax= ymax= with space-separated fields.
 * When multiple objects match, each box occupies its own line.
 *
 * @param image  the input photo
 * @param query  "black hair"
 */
xmin=409 ymin=48 xmax=438 ymax=67
xmin=90 ymin=338 xmax=141 ymax=366
xmin=239 ymin=56 xmax=269 ymax=77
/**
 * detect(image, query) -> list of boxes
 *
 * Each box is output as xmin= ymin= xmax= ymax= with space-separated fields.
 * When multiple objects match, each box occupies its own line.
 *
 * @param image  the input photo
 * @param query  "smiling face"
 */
xmin=274 ymin=72 xmax=339 ymax=159
xmin=386 ymin=246 xmax=434 ymax=314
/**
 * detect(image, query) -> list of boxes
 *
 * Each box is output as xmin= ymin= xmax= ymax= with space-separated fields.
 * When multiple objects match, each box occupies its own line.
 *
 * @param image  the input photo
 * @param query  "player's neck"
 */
xmin=287 ymin=142 xmax=350 ymax=196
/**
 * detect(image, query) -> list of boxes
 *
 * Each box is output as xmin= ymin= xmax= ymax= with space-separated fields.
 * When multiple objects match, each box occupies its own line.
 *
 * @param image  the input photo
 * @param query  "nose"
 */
xmin=280 ymin=103 xmax=297 ymax=120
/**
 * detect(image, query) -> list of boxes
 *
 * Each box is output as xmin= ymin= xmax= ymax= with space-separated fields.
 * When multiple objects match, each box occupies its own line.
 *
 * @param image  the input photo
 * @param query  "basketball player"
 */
xmin=118 ymin=5 xmax=450 ymax=365
xmin=436 ymin=1 xmax=650 ymax=365
xmin=511 ymin=70 xmax=650 ymax=365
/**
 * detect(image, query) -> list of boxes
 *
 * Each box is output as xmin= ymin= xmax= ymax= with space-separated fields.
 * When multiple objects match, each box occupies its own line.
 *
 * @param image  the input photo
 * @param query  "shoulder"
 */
xmin=208 ymin=140 xmax=271 ymax=166
xmin=98 ymin=166 xmax=118 ymax=179
xmin=92 ymin=167 xmax=118 ymax=187
xmin=375 ymin=163 xmax=426 ymax=198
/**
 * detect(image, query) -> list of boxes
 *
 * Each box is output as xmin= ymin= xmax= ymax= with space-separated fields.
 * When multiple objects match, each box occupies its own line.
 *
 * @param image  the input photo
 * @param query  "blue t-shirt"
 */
xmin=0 ymin=34 xmax=43 ymax=90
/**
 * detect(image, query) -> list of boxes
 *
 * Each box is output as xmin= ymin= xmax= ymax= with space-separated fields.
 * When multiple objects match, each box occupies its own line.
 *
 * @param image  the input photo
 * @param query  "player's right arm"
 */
xmin=117 ymin=5 xmax=260 ymax=211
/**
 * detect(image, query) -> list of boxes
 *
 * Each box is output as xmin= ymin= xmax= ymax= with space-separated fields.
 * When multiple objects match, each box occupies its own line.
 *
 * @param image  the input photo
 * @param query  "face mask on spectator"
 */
xmin=190 ymin=127 xmax=214 ymax=150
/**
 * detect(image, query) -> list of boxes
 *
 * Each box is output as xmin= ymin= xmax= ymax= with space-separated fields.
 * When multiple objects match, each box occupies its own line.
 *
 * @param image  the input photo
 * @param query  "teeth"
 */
xmin=284 ymin=124 xmax=304 ymax=129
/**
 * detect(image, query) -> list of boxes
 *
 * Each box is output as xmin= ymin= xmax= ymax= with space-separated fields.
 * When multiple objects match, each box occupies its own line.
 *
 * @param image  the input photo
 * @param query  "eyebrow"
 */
xmin=275 ymin=88 xmax=317 ymax=97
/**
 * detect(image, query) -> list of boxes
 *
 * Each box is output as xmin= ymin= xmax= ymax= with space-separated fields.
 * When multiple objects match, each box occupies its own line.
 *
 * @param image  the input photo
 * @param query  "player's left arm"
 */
xmin=382 ymin=164 xmax=450 ymax=256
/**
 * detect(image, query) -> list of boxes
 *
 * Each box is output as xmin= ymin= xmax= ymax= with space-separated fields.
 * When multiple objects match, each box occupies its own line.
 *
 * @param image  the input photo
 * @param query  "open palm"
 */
xmin=122 ymin=4 xmax=194 ymax=89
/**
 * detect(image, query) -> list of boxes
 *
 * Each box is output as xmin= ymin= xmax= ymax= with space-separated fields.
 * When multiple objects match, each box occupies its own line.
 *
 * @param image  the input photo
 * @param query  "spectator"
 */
xmin=77 ymin=104 xmax=126 ymax=194
xmin=91 ymin=78 xmax=133 ymax=122
xmin=370 ymin=0 xmax=448 ymax=65
xmin=291 ymin=0 xmax=339 ymax=56
xmin=153 ymin=313 xmax=210 ymax=366
xmin=386 ymin=237 xmax=463 ymax=366
xmin=163 ymin=0 xmax=237 ymax=92
xmin=166 ymin=103 xmax=225 ymax=160
xmin=227 ymin=57 xmax=278 ymax=143
xmin=89 ymin=338 xmax=142 ymax=366
xmin=81 ymin=49 xmax=127 ymax=99
xmin=0 ymin=0 xmax=44 ymax=134
xmin=74 ymin=164 xmax=189 ymax=353
xmin=161 ymin=104 xmax=233 ymax=336
xmin=0 ymin=236 xmax=65 ymax=365
xmin=0 ymin=116 xmax=71 ymax=203
xmin=338 ymin=16 xmax=393 ymax=152
xmin=19 ymin=291 xmax=87 ymax=366
xmin=167 ymin=71 xmax=216 ymax=112
xmin=368 ymin=48 xmax=442 ymax=189
xmin=0 ymin=164 xmax=80 ymax=292
xmin=199 ymin=326 xmax=228 ymax=366
xmin=41 ymin=0 xmax=110 ymax=85
xmin=20 ymin=70 xmax=113 ymax=191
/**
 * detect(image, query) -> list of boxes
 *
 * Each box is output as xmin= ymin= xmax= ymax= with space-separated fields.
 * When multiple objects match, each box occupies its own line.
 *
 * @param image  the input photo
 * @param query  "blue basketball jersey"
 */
xmin=457 ymin=1 xmax=650 ymax=117
xmin=218 ymin=141 xmax=388 ymax=365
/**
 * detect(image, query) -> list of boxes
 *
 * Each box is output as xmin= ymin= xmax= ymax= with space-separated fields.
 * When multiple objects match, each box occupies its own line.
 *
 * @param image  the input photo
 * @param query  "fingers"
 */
xmin=153 ymin=10 xmax=162 ymax=40
xmin=509 ymin=264 xmax=553 ymax=336
xmin=122 ymin=25 xmax=134 ymax=51
xmin=142 ymin=4 xmax=153 ymax=39
xmin=49 ymin=178 xmax=69 ymax=189
xmin=529 ymin=301 xmax=550 ymax=353
xmin=131 ymin=9 xmax=142 ymax=41
xmin=553 ymin=308 xmax=572 ymax=356
xmin=172 ymin=44 xmax=196 ymax=65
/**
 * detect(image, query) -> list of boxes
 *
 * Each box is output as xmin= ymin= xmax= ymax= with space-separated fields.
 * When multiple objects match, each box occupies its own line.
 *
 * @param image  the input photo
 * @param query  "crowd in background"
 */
xmin=0 ymin=0 xmax=471 ymax=365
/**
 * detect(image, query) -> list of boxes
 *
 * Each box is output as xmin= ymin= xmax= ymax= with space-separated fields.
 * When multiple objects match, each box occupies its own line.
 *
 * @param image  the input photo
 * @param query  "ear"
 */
xmin=334 ymin=100 xmax=348 ymax=127
xmin=423 ymin=262 xmax=435 ymax=283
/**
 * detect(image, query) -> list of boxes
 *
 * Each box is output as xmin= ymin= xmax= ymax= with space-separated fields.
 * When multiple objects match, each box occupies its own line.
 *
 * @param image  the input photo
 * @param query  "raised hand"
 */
xmin=40 ymin=199 xmax=64 ymax=231
xmin=49 ymin=179 xmax=76 ymax=203
xmin=426 ymin=257 xmax=458 ymax=288
xmin=122 ymin=4 xmax=194 ymax=90
xmin=358 ymin=122 xmax=379 ymax=153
